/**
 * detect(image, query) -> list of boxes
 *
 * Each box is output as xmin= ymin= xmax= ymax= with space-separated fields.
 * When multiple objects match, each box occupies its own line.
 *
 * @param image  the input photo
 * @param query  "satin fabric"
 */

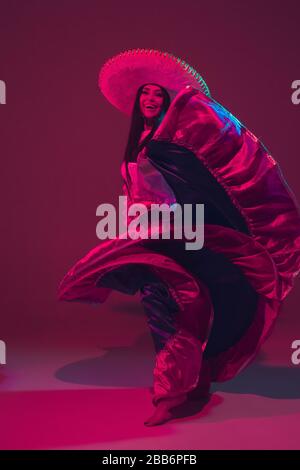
xmin=58 ymin=85 xmax=300 ymax=405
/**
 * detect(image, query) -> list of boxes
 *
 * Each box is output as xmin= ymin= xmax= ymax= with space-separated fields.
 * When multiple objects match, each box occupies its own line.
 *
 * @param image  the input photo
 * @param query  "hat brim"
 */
xmin=99 ymin=49 xmax=210 ymax=116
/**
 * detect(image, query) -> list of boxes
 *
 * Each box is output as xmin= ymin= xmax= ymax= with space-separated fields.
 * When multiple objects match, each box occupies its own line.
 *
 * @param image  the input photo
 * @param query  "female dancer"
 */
xmin=58 ymin=49 xmax=300 ymax=426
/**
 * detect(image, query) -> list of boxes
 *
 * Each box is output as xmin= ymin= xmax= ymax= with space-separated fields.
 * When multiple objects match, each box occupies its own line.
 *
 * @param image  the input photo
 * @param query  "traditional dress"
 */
xmin=58 ymin=85 xmax=300 ymax=408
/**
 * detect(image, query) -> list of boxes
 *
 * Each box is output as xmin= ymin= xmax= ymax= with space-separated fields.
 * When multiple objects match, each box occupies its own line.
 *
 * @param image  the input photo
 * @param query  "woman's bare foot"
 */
xmin=144 ymin=395 xmax=187 ymax=426
xmin=144 ymin=404 xmax=173 ymax=426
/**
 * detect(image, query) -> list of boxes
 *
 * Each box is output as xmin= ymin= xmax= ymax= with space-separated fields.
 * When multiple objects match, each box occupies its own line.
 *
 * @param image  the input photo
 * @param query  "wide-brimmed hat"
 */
xmin=99 ymin=48 xmax=210 ymax=116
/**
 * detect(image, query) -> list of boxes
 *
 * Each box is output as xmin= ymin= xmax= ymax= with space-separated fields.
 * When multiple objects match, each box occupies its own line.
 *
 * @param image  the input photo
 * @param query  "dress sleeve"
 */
xmin=120 ymin=161 xmax=130 ymax=197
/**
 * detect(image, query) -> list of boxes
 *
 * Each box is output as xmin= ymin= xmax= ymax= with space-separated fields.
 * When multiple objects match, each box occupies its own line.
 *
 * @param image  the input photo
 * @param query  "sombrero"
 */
xmin=98 ymin=48 xmax=210 ymax=116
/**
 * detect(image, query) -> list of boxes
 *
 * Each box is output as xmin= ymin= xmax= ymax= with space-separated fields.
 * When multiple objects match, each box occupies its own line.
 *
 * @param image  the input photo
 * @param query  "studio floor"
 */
xmin=1 ymin=290 xmax=300 ymax=450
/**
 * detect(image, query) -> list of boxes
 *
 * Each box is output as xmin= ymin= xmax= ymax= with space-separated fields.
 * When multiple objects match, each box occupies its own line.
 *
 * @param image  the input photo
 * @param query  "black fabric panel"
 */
xmin=142 ymin=141 xmax=258 ymax=357
xmin=146 ymin=140 xmax=250 ymax=235
xmin=97 ymin=141 xmax=258 ymax=358
xmin=143 ymin=240 xmax=258 ymax=358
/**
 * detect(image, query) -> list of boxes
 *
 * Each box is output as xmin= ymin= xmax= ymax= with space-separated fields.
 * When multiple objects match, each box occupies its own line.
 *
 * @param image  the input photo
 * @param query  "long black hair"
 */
xmin=123 ymin=83 xmax=171 ymax=196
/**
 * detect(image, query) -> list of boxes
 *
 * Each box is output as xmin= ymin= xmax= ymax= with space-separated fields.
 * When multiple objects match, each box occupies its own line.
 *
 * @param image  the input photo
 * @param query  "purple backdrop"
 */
xmin=0 ymin=0 xmax=299 ymax=388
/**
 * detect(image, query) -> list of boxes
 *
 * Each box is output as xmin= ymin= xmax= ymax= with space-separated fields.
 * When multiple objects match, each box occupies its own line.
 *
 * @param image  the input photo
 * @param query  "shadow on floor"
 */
xmin=212 ymin=362 xmax=300 ymax=399
xmin=55 ymin=333 xmax=154 ymax=387
xmin=56 ymin=336 xmax=300 ymax=399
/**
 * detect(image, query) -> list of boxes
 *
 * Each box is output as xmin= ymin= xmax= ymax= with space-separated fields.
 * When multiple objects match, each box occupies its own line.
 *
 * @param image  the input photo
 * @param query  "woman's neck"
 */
xmin=144 ymin=118 xmax=154 ymax=131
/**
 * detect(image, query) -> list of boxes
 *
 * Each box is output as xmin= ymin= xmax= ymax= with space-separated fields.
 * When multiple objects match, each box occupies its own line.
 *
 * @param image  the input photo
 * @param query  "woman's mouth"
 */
xmin=144 ymin=104 xmax=157 ymax=110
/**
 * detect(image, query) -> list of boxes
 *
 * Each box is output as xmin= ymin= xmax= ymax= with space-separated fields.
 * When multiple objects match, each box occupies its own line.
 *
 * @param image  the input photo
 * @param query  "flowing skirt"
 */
xmin=58 ymin=142 xmax=292 ymax=406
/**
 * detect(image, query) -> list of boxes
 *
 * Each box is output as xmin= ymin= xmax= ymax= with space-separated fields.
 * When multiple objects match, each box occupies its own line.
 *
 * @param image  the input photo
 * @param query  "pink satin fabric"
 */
xmin=58 ymin=85 xmax=300 ymax=404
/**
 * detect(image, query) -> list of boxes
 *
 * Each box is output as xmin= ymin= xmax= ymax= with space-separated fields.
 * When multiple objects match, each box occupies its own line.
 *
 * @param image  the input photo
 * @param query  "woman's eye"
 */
xmin=142 ymin=90 xmax=162 ymax=97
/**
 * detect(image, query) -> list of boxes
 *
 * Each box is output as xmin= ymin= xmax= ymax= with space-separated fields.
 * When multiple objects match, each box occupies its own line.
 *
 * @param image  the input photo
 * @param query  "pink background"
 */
xmin=0 ymin=0 xmax=300 ymax=449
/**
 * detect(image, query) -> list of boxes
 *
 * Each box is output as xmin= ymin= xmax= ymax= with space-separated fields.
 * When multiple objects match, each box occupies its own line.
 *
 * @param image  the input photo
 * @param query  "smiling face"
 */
xmin=139 ymin=84 xmax=164 ymax=120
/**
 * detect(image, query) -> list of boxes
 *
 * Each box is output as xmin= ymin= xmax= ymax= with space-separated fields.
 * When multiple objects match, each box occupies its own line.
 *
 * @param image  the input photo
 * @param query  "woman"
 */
xmin=58 ymin=49 xmax=300 ymax=426
xmin=122 ymin=82 xmax=171 ymax=200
